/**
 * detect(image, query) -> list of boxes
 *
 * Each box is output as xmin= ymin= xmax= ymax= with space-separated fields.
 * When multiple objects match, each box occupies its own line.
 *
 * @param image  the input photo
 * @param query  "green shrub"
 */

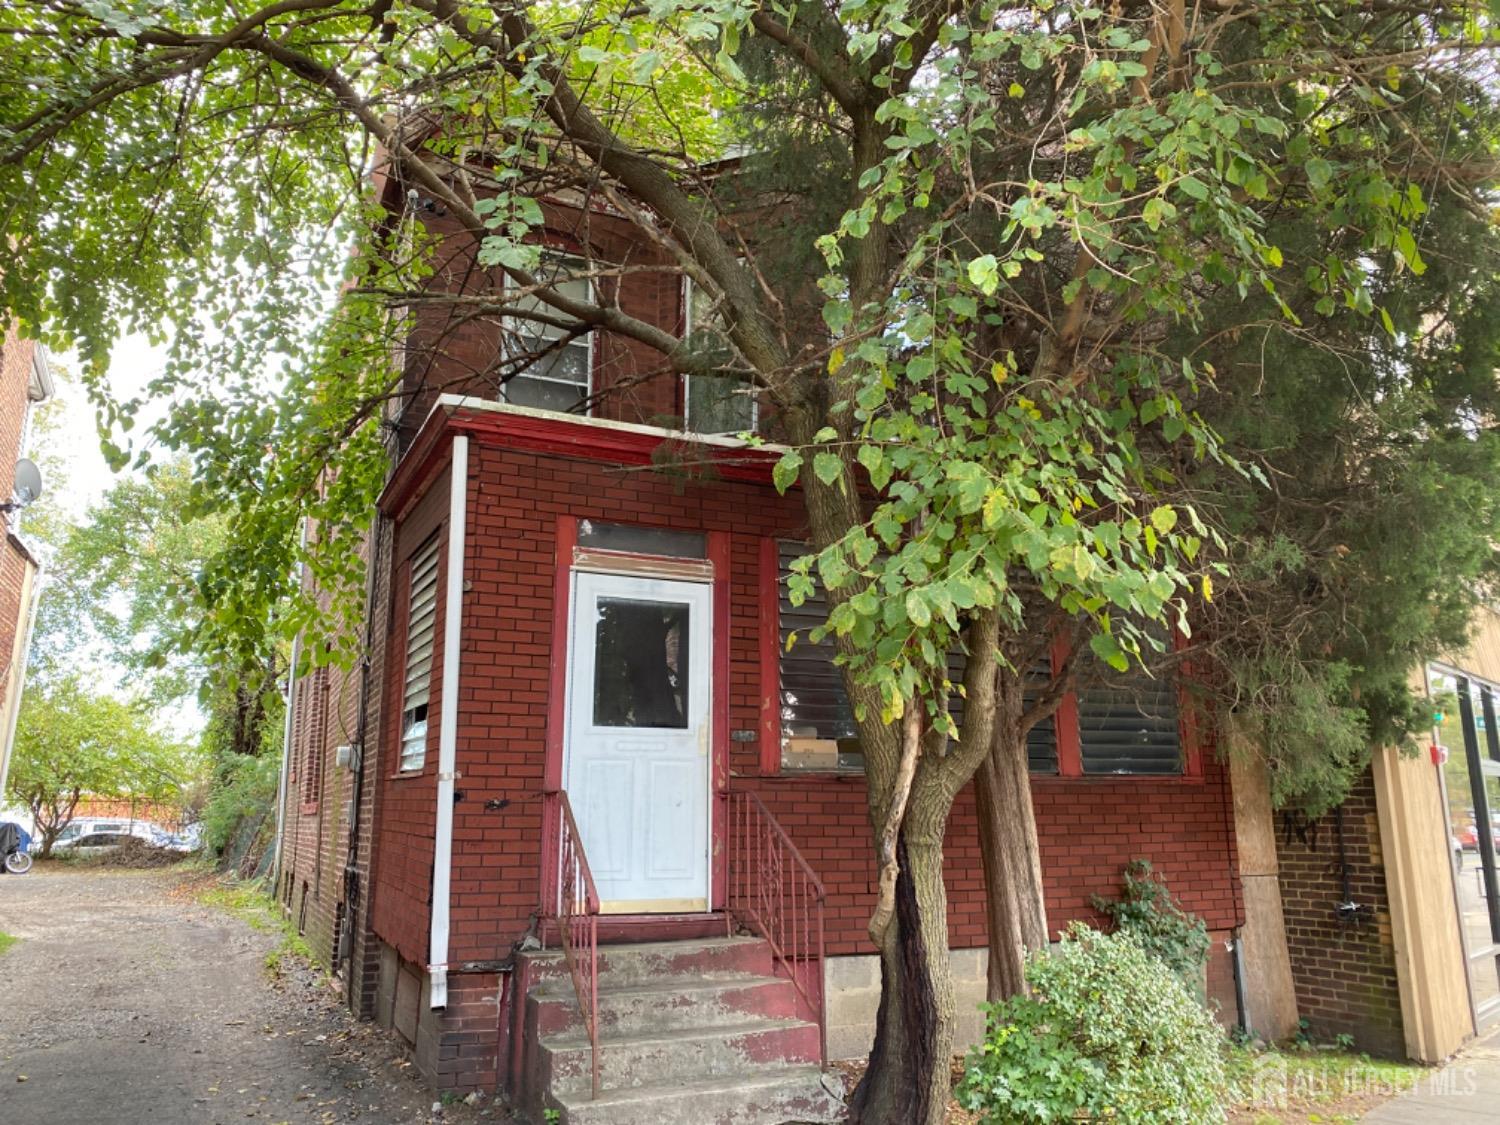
xmin=956 ymin=923 xmax=1228 ymax=1125
xmin=1092 ymin=858 xmax=1210 ymax=1000
xmin=201 ymin=753 xmax=279 ymax=856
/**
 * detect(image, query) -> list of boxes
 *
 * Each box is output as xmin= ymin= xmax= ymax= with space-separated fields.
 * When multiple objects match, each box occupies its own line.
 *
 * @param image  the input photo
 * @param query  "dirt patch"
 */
xmin=0 ymin=866 xmax=516 ymax=1124
xmin=834 ymin=1057 xmax=979 ymax=1124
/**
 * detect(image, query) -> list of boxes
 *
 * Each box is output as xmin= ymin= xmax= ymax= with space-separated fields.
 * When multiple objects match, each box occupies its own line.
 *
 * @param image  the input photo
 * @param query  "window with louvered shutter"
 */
xmin=775 ymin=540 xmax=1058 ymax=773
xmin=399 ymin=536 xmax=441 ymax=772
xmin=1077 ymin=671 xmax=1182 ymax=776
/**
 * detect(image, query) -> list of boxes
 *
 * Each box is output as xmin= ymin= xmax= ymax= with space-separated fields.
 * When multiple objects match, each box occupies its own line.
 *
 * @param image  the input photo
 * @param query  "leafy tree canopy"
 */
xmin=7 ymin=676 xmax=199 ymax=856
xmin=3 ymin=2 xmax=1499 ymax=1117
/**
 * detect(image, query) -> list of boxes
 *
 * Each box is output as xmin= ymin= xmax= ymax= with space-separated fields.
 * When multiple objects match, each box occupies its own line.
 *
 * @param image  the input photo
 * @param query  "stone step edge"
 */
xmin=547 ymin=1063 xmax=840 ymax=1111
xmin=529 ymin=971 xmax=785 ymax=1002
xmin=540 ymin=1015 xmax=817 ymax=1051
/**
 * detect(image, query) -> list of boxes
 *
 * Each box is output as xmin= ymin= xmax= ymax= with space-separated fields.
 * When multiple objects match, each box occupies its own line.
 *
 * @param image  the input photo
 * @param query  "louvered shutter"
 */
xmin=777 ymin=540 xmax=1058 ymax=773
xmin=1077 ymin=672 xmax=1182 ymax=775
xmin=947 ymin=648 xmax=1058 ymax=774
xmin=778 ymin=541 xmax=859 ymax=755
xmin=399 ymin=537 xmax=441 ymax=771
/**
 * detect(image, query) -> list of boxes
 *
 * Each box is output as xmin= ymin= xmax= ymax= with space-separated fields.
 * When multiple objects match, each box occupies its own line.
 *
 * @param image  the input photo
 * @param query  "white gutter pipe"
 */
xmin=429 ymin=434 xmax=468 ymax=1010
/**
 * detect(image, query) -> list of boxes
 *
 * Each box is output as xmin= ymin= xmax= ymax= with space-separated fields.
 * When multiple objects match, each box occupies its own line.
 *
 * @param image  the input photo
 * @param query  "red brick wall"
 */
xmin=398 ymin=201 xmax=690 ymax=447
xmin=1277 ymin=768 xmax=1405 ymax=1056
xmin=366 ymin=440 xmax=1242 ymax=970
xmin=368 ymin=471 xmax=453 ymax=965
xmin=277 ymin=529 xmax=367 ymax=967
xmin=71 ymin=797 xmax=184 ymax=832
xmin=0 ymin=332 xmax=41 ymax=681
xmin=347 ymin=511 xmax=395 ymax=1017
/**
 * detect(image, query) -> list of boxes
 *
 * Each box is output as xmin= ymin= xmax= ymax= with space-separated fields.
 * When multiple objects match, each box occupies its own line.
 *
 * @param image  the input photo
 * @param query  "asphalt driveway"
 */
xmin=0 ymin=866 xmax=501 ymax=1125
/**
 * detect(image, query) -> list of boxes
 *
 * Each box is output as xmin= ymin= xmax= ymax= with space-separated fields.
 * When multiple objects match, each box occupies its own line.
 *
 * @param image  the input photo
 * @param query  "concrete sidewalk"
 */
xmin=1362 ymin=1026 xmax=1500 ymax=1122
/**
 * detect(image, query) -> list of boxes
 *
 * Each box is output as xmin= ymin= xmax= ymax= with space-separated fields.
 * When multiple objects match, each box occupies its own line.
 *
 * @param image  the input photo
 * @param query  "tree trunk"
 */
xmin=974 ymin=673 xmax=1050 ymax=1002
xmin=849 ymin=814 xmax=956 ymax=1125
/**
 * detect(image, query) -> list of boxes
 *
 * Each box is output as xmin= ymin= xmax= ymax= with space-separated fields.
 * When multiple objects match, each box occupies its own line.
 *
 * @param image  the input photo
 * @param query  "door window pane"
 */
xmin=592 ymin=597 xmax=691 ymax=728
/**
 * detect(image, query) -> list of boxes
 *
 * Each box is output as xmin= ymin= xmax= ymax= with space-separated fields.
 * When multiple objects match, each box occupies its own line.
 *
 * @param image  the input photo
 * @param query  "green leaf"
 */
xmin=968 ymin=254 xmax=1000 ymax=296
xmin=857 ymin=444 xmax=892 ymax=490
xmin=813 ymin=451 xmax=843 ymax=485
xmin=1176 ymin=176 xmax=1209 ymax=201
xmin=1149 ymin=506 xmax=1178 ymax=534
xmin=1090 ymin=632 xmax=1130 ymax=672
xmin=905 ymin=590 xmax=931 ymax=628
xmin=772 ymin=451 xmax=803 ymax=494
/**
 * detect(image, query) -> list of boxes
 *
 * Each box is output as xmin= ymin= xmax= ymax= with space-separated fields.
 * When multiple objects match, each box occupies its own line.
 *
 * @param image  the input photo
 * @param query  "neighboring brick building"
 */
xmin=274 ymin=178 xmax=1265 ymax=1116
xmin=0 ymin=329 xmax=52 ymax=803
xmin=1277 ymin=770 xmax=1406 ymax=1057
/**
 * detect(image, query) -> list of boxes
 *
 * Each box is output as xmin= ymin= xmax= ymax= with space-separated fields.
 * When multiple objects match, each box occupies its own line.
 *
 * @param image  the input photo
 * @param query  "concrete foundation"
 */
xmin=823 ymin=947 xmax=989 ymax=1061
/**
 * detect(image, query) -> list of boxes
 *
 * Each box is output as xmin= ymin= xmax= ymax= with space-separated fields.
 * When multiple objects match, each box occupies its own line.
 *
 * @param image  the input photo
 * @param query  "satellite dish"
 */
xmin=12 ymin=459 xmax=42 ymax=507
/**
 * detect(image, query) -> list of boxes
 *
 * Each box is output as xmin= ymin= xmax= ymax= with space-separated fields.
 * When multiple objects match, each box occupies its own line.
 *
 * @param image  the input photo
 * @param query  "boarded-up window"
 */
xmin=775 ymin=540 xmax=1058 ymax=773
xmin=399 ymin=536 xmax=441 ymax=772
xmin=1077 ymin=670 xmax=1182 ymax=776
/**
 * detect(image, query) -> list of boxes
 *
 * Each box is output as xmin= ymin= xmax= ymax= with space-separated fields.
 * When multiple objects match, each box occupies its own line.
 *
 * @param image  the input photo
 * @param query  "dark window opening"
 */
xmin=775 ymin=539 xmax=1058 ymax=773
xmin=578 ymin=520 xmax=706 ymax=559
xmin=592 ymin=597 xmax=691 ymax=729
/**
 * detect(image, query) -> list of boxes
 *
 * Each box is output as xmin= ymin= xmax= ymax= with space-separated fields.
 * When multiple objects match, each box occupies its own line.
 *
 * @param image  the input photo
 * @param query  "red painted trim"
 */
xmin=1052 ymin=635 xmax=1083 ymax=778
xmin=1175 ymin=629 xmax=1204 ymax=779
xmin=383 ymin=400 xmax=781 ymax=530
xmin=541 ymin=913 xmax=728 ymax=945
xmin=544 ymin=517 xmax=578 ymax=793
xmin=380 ymin=419 xmax=455 ymax=519
xmin=1044 ymin=630 xmax=1206 ymax=784
xmin=758 ymin=537 xmax=783 ymax=777
xmin=451 ymin=407 xmax=781 ymax=484
xmin=708 ymin=531 xmax=732 ymax=912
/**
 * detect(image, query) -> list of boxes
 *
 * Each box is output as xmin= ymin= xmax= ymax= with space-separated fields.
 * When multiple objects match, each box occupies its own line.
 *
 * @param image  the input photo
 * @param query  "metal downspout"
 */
xmin=429 ymin=434 xmax=469 ymax=1010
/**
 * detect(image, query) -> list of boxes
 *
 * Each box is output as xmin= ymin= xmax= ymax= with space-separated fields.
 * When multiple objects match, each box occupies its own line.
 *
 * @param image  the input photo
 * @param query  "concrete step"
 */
xmin=520 ymin=935 xmax=774 ymax=988
xmin=547 ymin=1065 xmax=844 ymax=1125
xmin=540 ymin=1017 xmax=821 ymax=1095
xmin=528 ymin=972 xmax=801 ymax=1038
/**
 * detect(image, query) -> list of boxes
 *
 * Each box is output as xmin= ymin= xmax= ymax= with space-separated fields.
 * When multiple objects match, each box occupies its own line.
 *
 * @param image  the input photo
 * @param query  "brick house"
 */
xmin=273 ymin=180 xmax=1281 ymax=1122
xmin=0 ymin=330 xmax=52 ymax=804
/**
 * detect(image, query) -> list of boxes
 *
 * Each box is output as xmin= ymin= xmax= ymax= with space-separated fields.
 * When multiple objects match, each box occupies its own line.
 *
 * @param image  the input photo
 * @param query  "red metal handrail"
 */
xmin=725 ymin=790 xmax=828 ymax=1067
xmin=541 ymin=790 xmax=601 ymax=1099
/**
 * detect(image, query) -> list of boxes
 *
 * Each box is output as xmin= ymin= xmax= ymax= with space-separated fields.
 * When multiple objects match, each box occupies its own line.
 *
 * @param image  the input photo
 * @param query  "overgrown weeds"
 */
xmin=1223 ymin=1040 xmax=1423 ymax=1124
xmin=198 ymin=878 xmax=316 ymax=979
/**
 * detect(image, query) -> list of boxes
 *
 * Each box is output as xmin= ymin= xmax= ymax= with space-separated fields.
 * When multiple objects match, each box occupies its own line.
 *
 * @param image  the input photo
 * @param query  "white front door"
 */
xmin=564 ymin=571 xmax=712 ymax=912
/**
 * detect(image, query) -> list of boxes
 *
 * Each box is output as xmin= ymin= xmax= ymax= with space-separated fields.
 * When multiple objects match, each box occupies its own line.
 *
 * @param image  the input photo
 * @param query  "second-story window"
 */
xmin=504 ymin=253 xmax=594 ymax=413
xmin=683 ymin=278 xmax=757 ymax=435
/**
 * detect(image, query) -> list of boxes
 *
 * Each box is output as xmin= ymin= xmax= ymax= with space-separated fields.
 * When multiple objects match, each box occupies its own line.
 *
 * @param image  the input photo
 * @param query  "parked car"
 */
xmin=58 ymin=829 xmax=136 ymax=853
xmin=1456 ymin=822 xmax=1500 ymax=851
xmin=146 ymin=824 xmax=200 ymax=853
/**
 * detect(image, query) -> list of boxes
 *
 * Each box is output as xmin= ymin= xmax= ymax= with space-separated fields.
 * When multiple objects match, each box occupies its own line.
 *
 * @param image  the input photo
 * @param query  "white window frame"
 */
xmin=681 ymin=277 xmax=759 ymax=436
xmin=399 ymin=536 xmax=442 ymax=773
xmin=503 ymin=251 xmax=596 ymax=415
